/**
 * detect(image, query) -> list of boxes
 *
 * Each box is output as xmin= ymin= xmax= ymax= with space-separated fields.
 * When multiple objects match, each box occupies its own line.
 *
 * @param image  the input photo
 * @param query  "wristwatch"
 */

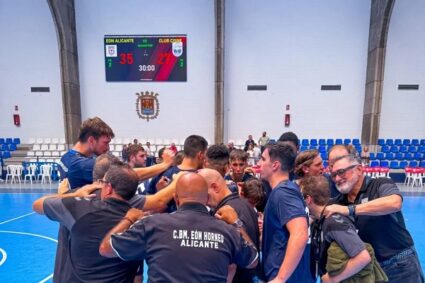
xmin=232 ymin=219 xmax=244 ymax=229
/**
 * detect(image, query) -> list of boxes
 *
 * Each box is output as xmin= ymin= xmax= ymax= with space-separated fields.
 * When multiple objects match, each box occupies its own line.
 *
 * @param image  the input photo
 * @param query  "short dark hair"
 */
xmin=127 ymin=144 xmax=145 ymax=158
xmin=206 ymin=144 xmax=229 ymax=176
xmin=173 ymin=150 xmax=185 ymax=166
xmin=158 ymin=147 xmax=166 ymax=158
xmin=265 ymin=143 xmax=296 ymax=173
xmin=93 ymin=154 xmax=122 ymax=180
xmin=78 ymin=117 xmax=115 ymax=142
xmin=299 ymin=175 xmax=330 ymax=206
xmin=229 ymin=149 xmax=248 ymax=162
xmin=183 ymin=135 xmax=208 ymax=158
xmin=241 ymin=178 xmax=265 ymax=207
xmin=104 ymin=164 xmax=139 ymax=200
xmin=294 ymin=149 xmax=320 ymax=177
xmin=278 ymin=132 xmax=299 ymax=149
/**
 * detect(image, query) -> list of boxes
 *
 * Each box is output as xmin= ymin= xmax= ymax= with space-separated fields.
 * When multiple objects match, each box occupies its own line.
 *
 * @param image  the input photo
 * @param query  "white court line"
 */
xmin=0 ymin=212 xmax=35 ymax=225
xmin=0 ymin=248 xmax=6 ymax=266
xmin=0 ymin=230 xmax=57 ymax=283
xmin=38 ymin=274 xmax=53 ymax=283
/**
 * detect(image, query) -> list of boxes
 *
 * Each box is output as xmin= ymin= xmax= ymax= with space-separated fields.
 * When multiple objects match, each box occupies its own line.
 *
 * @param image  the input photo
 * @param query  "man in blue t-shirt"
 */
xmin=259 ymin=143 xmax=314 ymax=283
xmin=60 ymin=117 xmax=115 ymax=190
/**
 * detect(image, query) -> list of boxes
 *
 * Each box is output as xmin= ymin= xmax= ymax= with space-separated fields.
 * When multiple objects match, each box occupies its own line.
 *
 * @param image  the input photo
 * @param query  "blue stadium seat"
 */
xmin=318 ymin=139 xmax=326 ymax=146
xmin=413 ymin=152 xmax=423 ymax=160
xmin=0 ymin=138 xmax=4 ymax=144
xmin=395 ymin=153 xmax=404 ymax=160
xmin=420 ymin=160 xmax=425 ymax=168
xmin=399 ymin=161 xmax=408 ymax=169
xmin=1 ymin=144 xmax=8 ymax=151
xmin=377 ymin=139 xmax=385 ymax=146
xmin=376 ymin=153 xmax=385 ymax=160
xmin=386 ymin=139 xmax=394 ymax=146
xmin=381 ymin=146 xmax=390 ymax=153
xmin=402 ymin=139 xmax=410 ymax=146
xmin=2 ymin=151 xmax=11 ymax=159
xmin=335 ymin=139 xmax=343 ymax=145
xmin=409 ymin=161 xmax=418 ymax=167
xmin=369 ymin=153 xmax=375 ymax=160
xmin=320 ymin=152 xmax=327 ymax=160
xmin=9 ymin=144 xmax=17 ymax=151
xmin=421 ymin=139 xmax=425 ymax=146
xmin=404 ymin=153 xmax=413 ymax=160
xmin=343 ymin=139 xmax=351 ymax=145
xmin=352 ymin=139 xmax=360 ymax=145
xmin=301 ymin=139 xmax=309 ymax=146
xmin=394 ymin=139 xmax=402 ymax=146
xmin=399 ymin=146 xmax=408 ymax=153
xmin=389 ymin=161 xmax=399 ymax=169
xmin=385 ymin=153 xmax=395 ymax=160
xmin=408 ymin=146 xmax=417 ymax=153
xmin=309 ymin=145 xmax=317 ymax=150
xmin=380 ymin=161 xmax=389 ymax=168
xmin=390 ymin=146 xmax=399 ymax=153
xmin=300 ymin=145 xmax=308 ymax=151
xmin=370 ymin=160 xmax=379 ymax=167
xmin=318 ymin=145 xmax=326 ymax=153
xmin=12 ymin=138 xmax=20 ymax=144
xmin=420 ymin=146 xmax=425 ymax=153
xmin=411 ymin=139 xmax=419 ymax=146
xmin=310 ymin=139 xmax=318 ymax=146
xmin=326 ymin=139 xmax=334 ymax=146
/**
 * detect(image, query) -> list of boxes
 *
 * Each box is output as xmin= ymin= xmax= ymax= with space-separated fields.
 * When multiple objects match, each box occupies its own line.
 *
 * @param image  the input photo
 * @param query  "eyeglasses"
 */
xmin=330 ymin=164 xmax=358 ymax=179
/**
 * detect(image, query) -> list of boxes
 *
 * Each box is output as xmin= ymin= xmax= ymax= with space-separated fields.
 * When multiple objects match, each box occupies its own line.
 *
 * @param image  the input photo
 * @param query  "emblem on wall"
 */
xmin=135 ymin=91 xmax=160 ymax=121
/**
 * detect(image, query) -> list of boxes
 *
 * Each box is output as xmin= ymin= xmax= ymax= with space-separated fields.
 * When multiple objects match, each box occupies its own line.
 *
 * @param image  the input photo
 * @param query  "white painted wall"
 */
xmin=1 ymin=1 xmax=423 ymax=145
xmin=0 ymin=0 xmax=64 ymax=142
xmin=75 ymin=0 xmax=215 ymax=142
xmin=225 ymin=0 xmax=371 ymax=141
xmin=380 ymin=0 xmax=425 ymax=139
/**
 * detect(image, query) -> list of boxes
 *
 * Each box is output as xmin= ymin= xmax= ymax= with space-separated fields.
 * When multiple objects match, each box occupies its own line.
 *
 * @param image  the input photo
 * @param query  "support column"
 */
xmin=362 ymin=0 xmax=395 ymax=145
xmin=214 ymin=0 xmax=225 ymax=144
xmin=47 ymin=0 xmax=81 ymax=147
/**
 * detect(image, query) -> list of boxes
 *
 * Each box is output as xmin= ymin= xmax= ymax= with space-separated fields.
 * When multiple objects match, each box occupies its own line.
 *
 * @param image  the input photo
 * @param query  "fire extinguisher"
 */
xmin=285 ymin=114 xmax=290 ymax=127
xmin=13 ymin=114 xmax=20 ymax=126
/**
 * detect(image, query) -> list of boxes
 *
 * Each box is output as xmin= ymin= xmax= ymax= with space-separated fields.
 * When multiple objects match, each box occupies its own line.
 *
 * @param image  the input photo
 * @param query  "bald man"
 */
xmin=198 ymin=168 xmax=260 ymax=283
xmin=99 ymin=172 xmax=258 ymax=283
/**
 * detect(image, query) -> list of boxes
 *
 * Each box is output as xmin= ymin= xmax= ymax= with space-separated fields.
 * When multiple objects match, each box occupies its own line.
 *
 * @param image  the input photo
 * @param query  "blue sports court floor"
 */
xmin=0 ymin=187 xmax=424 ymax=282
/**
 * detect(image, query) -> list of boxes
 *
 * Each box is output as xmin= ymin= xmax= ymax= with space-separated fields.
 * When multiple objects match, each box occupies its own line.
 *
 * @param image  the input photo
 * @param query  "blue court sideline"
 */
xmin=0 ymin=192 xmax=424 ymax=282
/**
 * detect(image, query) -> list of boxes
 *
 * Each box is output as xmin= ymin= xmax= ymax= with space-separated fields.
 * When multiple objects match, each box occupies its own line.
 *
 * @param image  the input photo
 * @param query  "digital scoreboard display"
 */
xmin=104 ymin=35 xmax=187 ymax=82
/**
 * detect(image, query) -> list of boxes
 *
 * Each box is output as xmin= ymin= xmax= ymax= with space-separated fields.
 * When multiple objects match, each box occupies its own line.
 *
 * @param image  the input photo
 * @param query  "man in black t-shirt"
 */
xmin=100 ymin=172 xmax=258 ymax=283
xmin=300 ymin=175 xmax=371 ymax=282
xmin=324 ymin=154 xmax=424 ymax=283
xmin=199 ymin=168 xmax=260 ymax=283
xmin=33 ymin=164 xmax=140 ymax=282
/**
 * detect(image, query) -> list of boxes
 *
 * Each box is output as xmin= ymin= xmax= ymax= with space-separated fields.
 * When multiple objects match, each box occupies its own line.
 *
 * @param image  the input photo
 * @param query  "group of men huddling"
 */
xmin=33 ymin=117 xmax=424 ymax=283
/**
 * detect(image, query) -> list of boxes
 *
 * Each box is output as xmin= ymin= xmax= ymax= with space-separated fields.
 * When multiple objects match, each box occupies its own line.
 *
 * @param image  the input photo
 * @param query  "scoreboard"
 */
xmin=104 ymin=35 xmax=187 ymax=82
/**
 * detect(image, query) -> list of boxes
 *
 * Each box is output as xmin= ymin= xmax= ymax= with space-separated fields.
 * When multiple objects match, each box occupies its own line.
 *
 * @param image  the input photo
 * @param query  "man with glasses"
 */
xmin=324 ymin=154 xmax=424 ymax=283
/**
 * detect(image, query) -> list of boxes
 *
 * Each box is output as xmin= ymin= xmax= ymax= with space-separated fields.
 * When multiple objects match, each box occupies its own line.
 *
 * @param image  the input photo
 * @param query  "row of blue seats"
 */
xmin=300 ymin=145 xmax=363 ymax=156
xmin=371 ymin=152 xmax=425 ymax=161
xmin=370 ymin=160 xmax=425 ymax=169
xmin=300 ymin=138 xmax=361 ymax=146
xmin=1 ymin=144 xmax=18 ymax=151
xmin=378 ymin=139 xmax=425 ymax=146
xmin=380 ymin=145 xmax=425 ymax=154
xmin=0 ymin=138 xmax=20 ymax=145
